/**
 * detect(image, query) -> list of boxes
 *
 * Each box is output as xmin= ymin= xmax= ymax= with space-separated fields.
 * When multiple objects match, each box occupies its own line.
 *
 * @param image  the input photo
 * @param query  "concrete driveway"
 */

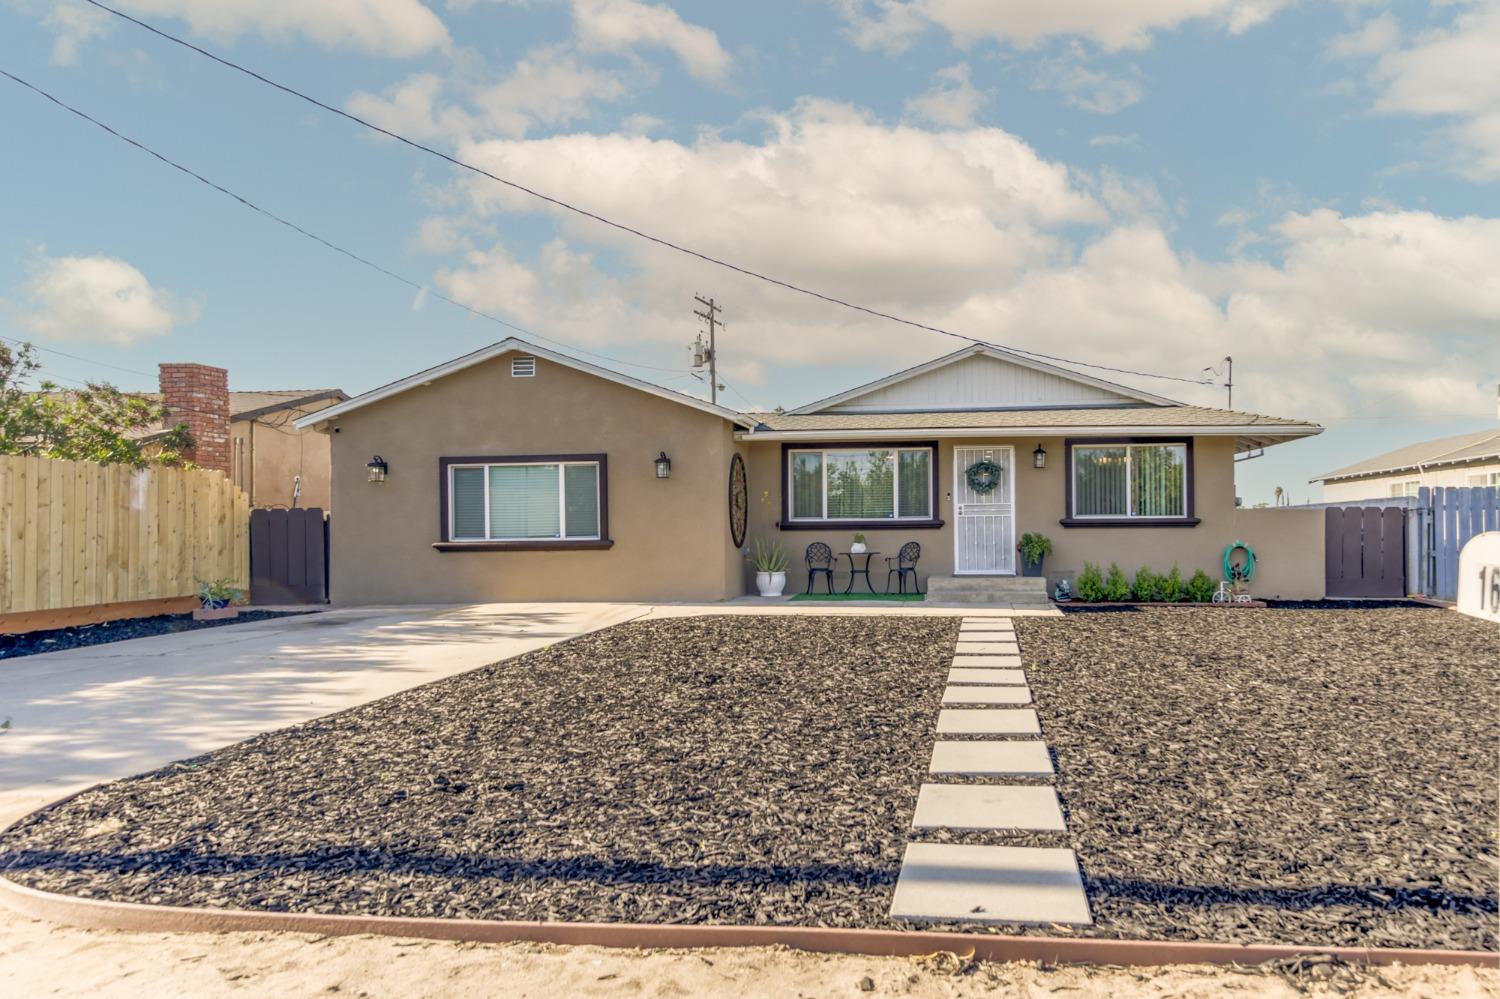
xmin=0 ymin=604 xmax=643 ymax=825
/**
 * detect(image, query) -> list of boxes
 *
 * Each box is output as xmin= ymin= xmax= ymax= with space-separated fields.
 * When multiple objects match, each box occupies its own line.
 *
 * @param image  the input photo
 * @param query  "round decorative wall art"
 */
xmin=728 ymin=452 xmax=748 ymax=548
xmin=965 ymin=459 xmax=1003 ymax=494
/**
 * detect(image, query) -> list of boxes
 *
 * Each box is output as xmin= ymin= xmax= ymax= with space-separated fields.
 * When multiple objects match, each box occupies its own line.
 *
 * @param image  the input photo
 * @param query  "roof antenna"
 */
xmin=1203 ymin=356 xmax=1232 ymax=409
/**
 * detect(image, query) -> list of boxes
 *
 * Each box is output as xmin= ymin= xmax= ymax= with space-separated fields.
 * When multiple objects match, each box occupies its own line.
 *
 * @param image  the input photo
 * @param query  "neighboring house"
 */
xmin=297 ymin=338 xmax=1324 ymax=604
xmin=1311 ymin=429 xmax=1500 ymax=503
xmin=130 ymin=364 xmax=346 ymax=509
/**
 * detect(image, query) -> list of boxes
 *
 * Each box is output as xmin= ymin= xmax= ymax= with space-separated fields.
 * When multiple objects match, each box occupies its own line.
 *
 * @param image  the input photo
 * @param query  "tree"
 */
xmin=0 ymin=341 xmax=193 ymax=467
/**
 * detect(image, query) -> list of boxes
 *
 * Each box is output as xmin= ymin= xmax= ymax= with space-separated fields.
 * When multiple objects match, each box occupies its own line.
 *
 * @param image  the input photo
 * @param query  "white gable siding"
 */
xmin=826 ymin=354 xmax=1140 ymax=413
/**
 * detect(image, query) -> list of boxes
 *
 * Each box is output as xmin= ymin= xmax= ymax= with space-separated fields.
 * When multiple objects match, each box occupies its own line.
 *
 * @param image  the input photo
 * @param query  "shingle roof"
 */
xmin=746 ymin=405 xmax=1318 ymax=432
xmin=1312 ymin=428 xmax=1500 ymax=483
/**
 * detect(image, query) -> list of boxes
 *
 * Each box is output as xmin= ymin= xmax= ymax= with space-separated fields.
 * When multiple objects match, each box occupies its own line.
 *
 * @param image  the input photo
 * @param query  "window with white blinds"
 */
xmin=1070 ymin=442 xmax=1188 ymax=519
xmin=448 ymin=460 xmax=601 ymax=541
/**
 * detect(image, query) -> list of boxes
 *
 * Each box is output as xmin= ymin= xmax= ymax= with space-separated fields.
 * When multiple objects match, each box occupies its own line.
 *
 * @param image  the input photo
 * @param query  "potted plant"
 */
xmin=195 ymin=577 xmax=245 ymax=620
xmin=746 ymin=538 xmax=790 ymax=597
xmin=1017 ymin=532 xmax=1052 ymax=577
xmin=850 ymin=532 xmax=867 ymax=554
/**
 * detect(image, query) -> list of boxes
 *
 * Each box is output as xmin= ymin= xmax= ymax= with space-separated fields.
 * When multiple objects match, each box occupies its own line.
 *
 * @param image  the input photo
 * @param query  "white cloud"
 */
xmin=1367 ymin=1 xmax=1500 ymax=180
xmin=571 ymin=0 xmax=731 ymax=82
xmin=15 ymin=254 xmax=194 ymax=345
xmin=1032 ymin=46 xmax=1147 ymax=114
xmin=120 ymin=0 xmax=450 ymax=58
xmin=44 ymin=1 xmax=111 ymax=65
xmin=838 ymin=0 xmax=1293 ymax=53
xmin=904 ymin=63 xmax=987 ymax=127
xmin=1326 ymin=12 xmax=1399 ymax=59
xmin=347 ymin=48 xmax=626 ymax=141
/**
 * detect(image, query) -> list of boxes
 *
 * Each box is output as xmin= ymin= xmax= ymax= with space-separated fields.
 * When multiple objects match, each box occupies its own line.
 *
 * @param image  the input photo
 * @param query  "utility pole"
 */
xmin=692 ymin=294 xmax=723 ymax=405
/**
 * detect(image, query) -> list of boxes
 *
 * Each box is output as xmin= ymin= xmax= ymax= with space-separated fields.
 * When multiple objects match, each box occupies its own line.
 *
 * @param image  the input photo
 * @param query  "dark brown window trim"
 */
xmin=777 ymin=519 xmax=946 ymax=531
xmin=779 ymin=440 xmax=940 ymax=530
xmin=437 ymin=453 xmax=610 ymax=545
xmin=1061 ymin=437 xmax=1196 ymax=528
xmin=433 ymin=540 xmax=615 ymax=552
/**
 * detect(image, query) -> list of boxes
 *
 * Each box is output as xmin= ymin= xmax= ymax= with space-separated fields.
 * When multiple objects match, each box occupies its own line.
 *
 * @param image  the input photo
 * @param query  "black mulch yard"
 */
xmin=0 ymin=616 xmax=956 ymax=927
xmin=1015 ymin=607 xmax=1499 ymax=951
xmin=0 ymin=608 xmax=1495 ymax=951
xmin=1 ymin=610 xmax=311 ymax=660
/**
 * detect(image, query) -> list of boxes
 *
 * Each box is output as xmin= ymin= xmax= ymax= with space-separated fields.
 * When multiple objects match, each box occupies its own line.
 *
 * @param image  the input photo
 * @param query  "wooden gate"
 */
xmin=249 ymin=508 xmax=329 ymax=605
xmin=1324 ymin=506 xmax=1406 ymax=598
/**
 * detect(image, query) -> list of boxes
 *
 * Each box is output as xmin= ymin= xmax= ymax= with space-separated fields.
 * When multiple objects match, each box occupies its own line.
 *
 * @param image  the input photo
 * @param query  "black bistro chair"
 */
xmin=805 ymin=542 xmax=836 ymax=594
xmin=885 ymin=542 xmax=923 ymax=594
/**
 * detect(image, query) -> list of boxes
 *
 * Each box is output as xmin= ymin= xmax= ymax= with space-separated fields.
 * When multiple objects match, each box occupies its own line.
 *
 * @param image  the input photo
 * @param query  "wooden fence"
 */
xmin=0 ymin=455 xmax=249 ymax=624
xmin=1412 ymin=486 xmax=1499 ymax=601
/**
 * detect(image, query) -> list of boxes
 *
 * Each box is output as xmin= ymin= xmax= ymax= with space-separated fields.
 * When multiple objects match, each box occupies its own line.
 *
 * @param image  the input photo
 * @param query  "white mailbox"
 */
xmin=1456 ymin=531 xmax=1500 ymax=624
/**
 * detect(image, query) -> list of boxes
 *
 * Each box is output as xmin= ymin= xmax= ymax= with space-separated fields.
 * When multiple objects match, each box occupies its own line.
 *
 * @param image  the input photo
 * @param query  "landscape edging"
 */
xmin=0 ymin=792 xmax=1494 ymax=970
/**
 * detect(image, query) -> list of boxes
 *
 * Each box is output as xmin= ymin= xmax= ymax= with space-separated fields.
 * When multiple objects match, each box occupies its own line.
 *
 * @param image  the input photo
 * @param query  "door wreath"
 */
xmin=965 ymin=459 xmax=1003 ymax=494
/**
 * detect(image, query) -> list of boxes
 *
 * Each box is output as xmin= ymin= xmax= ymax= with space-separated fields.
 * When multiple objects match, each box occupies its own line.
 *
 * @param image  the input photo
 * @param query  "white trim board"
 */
xmin=295 ymin=337 xmax=756 ymax=431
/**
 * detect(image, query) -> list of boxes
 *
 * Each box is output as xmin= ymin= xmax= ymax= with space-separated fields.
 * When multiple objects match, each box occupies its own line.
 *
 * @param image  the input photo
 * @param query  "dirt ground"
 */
xmin=1 ymin=911 xmax=1495 ymax=999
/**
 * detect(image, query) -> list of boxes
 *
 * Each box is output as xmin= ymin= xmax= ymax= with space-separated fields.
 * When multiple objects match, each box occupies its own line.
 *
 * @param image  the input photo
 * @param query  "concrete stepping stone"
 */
xmin=936 ymin=708 xmax=1040 ymax=735
xmin=929 ymin=740 xmax=1053 ymax=776
xmin=889 ymin=843 xmax=1091 ymax=925
xmin=956 ymin=641 xmax=1020 ymax=654
xmin=911 ymin=784 xmax=1066 ymax=831
xmin=942 ymin=685 xmax=1031 ymax=705
xmin=960 ymin=620 xmax=1014 ymax=629
xmin=960 ymin=617 xmax=1013 ymax=624
xmin=948 ymin=667 xmax=1026 ymax=685
xmin=959 ymin=627 xmax=1015 ymax=637
xmin=952 ymin=655 xmax=1022 ymax=669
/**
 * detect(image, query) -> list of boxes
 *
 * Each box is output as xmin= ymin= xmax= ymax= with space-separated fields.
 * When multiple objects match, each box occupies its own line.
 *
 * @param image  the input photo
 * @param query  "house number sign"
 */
xmin=1457 ymin=531 xmax=1500 ymax=625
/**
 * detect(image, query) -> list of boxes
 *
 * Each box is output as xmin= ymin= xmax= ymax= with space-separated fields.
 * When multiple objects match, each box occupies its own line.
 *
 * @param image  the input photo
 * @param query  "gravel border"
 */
xmin=1 ymin=608 xmax=1493 ymax=950
xmin=1 ymin=610 xmax=314 ymax=660
xmin=1014 ymin=607 xmax=1498 ymax=950
xmin=0 ymin=615 xmax=955 ymax=927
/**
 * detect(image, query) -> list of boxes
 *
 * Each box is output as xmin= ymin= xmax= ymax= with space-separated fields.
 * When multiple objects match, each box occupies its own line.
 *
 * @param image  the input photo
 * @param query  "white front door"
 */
xmin=953 ymin=445 xmax=1016 ymax=574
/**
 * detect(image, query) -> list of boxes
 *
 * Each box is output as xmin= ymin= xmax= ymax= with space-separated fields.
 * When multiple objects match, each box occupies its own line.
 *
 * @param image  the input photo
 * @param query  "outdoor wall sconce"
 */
xmin=1033 ymin=444 xmax=1047 ymax=469
xmin=654 ymin=451 xmax=672 ymax=479
xmin=367 ymin=455 xmax=389 ymax=483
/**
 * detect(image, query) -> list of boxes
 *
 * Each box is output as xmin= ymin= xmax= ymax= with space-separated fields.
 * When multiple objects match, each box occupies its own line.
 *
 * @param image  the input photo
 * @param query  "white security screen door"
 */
xmin=953 ymin=445 xmax=1016 ymax=574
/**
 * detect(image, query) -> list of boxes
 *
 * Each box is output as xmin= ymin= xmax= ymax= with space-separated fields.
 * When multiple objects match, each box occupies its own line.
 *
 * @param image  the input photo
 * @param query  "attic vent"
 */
xmin=511 ymin=356 xmax=536 ymax=377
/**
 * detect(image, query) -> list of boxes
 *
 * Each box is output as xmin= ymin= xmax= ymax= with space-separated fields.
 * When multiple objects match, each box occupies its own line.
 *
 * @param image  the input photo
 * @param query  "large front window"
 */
xmin=1071 ymin=442 xmax=1187 ymax=519
xmin=448 ymin=460 xmax=601 ymax=541
xmin=787 ymin=446 xmax=933 ymax=521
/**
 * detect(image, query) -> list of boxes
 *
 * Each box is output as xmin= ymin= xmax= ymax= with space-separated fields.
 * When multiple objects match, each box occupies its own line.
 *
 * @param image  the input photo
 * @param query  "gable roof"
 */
xmin=294 ymin=338 xmax=757 ymax=431
xmin=788 ymin=343 xmax=1180 ymax=415
xmin=1311 ymin=428 xmax=1500 ymax=483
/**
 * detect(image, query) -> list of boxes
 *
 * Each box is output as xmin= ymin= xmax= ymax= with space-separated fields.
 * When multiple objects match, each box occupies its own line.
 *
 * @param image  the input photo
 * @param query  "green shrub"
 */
xmin=1131 ymin=566 xmax=1160 ymax=602
xmin=1159 ymin=564 xmax=1185 ymax=603
xmin=1187 ymin=568 xmax=1217 ymax=603
xmin=1104 ymin=562 xmax=1132 ymax=602
xmin=1075 ymin=562 xmax=1105 ymax=601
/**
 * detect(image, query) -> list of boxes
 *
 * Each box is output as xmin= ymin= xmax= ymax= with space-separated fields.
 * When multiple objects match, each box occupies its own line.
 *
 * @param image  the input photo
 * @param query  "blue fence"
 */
xmin=1412 ymin=487 xmax=1500 ymax=601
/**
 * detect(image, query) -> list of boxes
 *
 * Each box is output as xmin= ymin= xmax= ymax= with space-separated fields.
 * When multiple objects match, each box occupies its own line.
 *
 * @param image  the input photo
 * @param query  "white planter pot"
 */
xmin=755 ymin=570 xmax=787 ymax=597
xmin=850 ymin=542 xmax=867 ymax=554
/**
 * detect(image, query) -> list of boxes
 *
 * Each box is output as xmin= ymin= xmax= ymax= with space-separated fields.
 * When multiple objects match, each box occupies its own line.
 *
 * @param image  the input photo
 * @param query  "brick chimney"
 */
xmin=158 ymin=363 xmax=230 ymax=473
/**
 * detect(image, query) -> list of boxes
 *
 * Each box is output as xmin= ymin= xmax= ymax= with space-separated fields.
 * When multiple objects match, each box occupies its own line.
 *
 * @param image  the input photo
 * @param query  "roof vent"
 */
xmin=511 ymin=356 xmax=536 ymax=378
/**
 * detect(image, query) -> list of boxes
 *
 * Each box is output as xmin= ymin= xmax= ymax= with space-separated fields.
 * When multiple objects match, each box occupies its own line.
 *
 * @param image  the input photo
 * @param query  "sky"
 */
xmin=1 ymin=0 xmax=1497 ymax=505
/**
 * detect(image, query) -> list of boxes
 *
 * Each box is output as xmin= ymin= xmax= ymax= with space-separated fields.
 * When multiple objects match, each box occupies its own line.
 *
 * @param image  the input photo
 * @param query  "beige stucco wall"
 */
xmin=740 ymin=435 xmax=1321 ymax=598
xmin=231 ymin=396 xmax=340 ymax=511
xmin=324 ymin=352 xmax=742 ymax=605
xmin=1230 ymin=507 xmax=1326 ymax=600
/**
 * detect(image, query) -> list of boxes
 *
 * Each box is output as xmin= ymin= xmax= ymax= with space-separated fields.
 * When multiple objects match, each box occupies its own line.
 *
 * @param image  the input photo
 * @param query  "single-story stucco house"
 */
xmin=296 ymin=338 xmax=1326 ymax=604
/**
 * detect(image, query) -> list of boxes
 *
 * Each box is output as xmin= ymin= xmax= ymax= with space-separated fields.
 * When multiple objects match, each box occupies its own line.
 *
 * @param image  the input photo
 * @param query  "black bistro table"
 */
xmin=839 ymin=550 xmax=881 ymax=594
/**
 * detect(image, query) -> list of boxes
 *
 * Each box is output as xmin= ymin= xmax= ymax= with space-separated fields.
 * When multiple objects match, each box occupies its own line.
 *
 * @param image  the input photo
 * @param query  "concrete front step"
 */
xmin=926 ymin=576 xmax=1052 ymax=607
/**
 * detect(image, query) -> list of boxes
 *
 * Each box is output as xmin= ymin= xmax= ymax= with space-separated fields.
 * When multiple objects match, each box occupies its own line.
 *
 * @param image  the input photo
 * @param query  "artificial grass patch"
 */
xmin=789 ymin=592 xmax=925 ymax=602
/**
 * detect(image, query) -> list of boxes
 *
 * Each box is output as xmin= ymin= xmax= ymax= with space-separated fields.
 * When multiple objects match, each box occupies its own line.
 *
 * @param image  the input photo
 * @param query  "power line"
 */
xmin=0 ymin=69 xmax=691 ymax=380
xmin=76 ymin=0 xmax=1214 ymax=391
xmin=0 ymin=333 xmax=155 ymax=378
